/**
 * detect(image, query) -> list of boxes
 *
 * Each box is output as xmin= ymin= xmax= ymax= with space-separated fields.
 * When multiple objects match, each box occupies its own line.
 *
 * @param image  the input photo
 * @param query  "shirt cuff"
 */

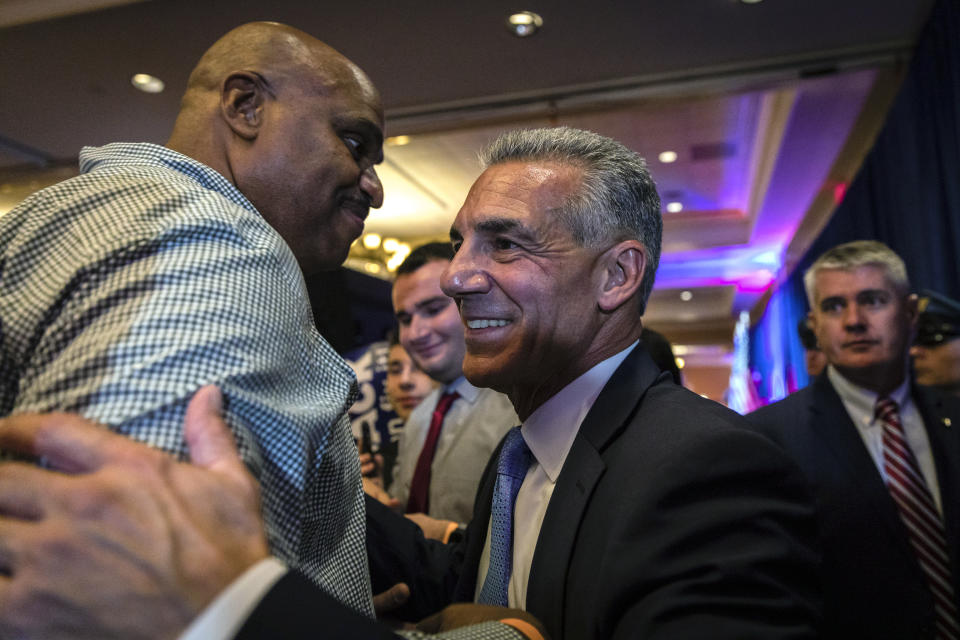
xmin=441 ymin=521 xmax=461 ymax=544
xmin=178 ymin=557 xmax=288 ymax=640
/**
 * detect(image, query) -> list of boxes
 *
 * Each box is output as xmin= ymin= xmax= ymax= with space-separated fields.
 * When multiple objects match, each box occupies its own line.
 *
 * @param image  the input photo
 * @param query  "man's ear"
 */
xmin=221 ymin=72 xmax=265 ymax=140
xmin=905 ymin=292 xmax=919 ymax=327
xmin=597 ymin=240 xmax=646 ymax=313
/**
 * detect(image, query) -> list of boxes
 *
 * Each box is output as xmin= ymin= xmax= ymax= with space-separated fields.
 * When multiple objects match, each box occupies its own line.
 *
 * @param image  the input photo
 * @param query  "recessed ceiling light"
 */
xmin=386 ymin=135 xmax=411 ymax=147
xmin=131 ymin=73 xmax=164 ymax=94
xmin=362 ymin=233 xmax=382 ymax=250
xmin=658 ymin=150 xmax=678 ymax=163
xmin=666 ymin=202 xmax=683 ymax=213
xmin=506 ymin=11 xmax=543 ymax=37
xmin=680 ymin=290 xmax=693 ymax=302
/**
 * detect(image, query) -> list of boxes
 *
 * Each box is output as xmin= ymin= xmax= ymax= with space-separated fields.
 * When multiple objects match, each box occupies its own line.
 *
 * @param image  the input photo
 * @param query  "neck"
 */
xmin=832 ymin=361 xmax=907 ymax=396
xmin=509 ymin=336 xmax=637 ymax=421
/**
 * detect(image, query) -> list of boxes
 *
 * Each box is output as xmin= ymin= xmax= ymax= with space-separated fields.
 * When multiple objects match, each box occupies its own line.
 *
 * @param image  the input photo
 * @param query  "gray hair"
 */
xmin=480 ymin=127 xmax=662 ymax=313
xmin=803 ymin=240 xmax=910 ymax=307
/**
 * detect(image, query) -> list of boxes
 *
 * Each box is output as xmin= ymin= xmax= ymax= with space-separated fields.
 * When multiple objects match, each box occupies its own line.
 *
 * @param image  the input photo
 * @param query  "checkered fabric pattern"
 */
xmin=0 ymin=143 xmax=373 ymax=616
xmin=399 ymin=624 xmax=525 ymax=640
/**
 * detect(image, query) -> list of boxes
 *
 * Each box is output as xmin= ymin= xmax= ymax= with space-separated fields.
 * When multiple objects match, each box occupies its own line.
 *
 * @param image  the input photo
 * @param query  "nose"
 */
xmin=440 ymin=249 xmax=490 ymax=298
xmin=407 ymin=314 xmax=430 ymax=343
xmin=910 ymin=344 xmax=925 ymax=358
xmin=842 ymin=303 xmax=866 ymax=330
xmin=361 ymin=166 xmax=383 ymax=208
xmin=399 ymin=367 xmax=415 ymax=389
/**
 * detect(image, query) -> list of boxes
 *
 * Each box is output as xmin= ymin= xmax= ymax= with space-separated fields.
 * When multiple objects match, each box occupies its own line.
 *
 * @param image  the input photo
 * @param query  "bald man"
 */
xmin=0 ymin=23 xmax=541 ymax=640
xmin=0 ymin=21 xmax=386 ymax=615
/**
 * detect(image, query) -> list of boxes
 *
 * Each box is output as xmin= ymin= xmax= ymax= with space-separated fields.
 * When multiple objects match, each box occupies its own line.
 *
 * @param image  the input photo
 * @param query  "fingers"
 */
xmin=0 ymin=463 xmax=52 ymax=519
xmin=0 ymin=413 xmax=123 ymax=473
xmin=183 ymin=387 xmax=239 ymax=472
xmin=0 ymin=518 xmax=38 ymax=574
xmin=372 ymin=582 xmax=410 ymax=617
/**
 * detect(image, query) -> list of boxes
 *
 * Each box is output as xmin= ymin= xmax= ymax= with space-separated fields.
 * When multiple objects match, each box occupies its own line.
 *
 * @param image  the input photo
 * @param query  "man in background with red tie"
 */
xmin=385 ymin=242 xmax=516 ymax=536
xmin=748 ymin=240 xmax=960 ymax=640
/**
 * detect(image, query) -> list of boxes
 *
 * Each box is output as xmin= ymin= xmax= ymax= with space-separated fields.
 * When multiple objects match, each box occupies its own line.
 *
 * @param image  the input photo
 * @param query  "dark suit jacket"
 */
xmin=746 ymin=372 xmax=960 ymax=640
xmin=236 ymin=570 xmax=398 ymax=639
xmin=367 ymin=345 xmax=821 ymax=640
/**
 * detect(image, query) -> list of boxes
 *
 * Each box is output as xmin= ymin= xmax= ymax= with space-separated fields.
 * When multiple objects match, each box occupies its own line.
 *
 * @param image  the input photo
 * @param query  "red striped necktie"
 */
xmin=406 ymin=391 xmax=459 ymax=514
xmin=876 ymin=396 xmax=959 ymax=639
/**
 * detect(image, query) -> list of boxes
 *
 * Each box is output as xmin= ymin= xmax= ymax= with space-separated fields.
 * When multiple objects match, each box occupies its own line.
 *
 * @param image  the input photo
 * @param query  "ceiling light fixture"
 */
xmin=386 ymin=135 xmax=411 ymax=147
xmin=680 ymin=290 xmax=693 ymax=302
xmin=506 ymin=11 xmax=543 ymax=37
xmin=131 ymin=73 xmax=164 ymax=94
xmin=382 ymin=237 xmax=400 ymax=253
xmin=658 ymin=150 xmax=677 ymax=163
xmin=362 ymin=233 xmax=382 ymax=250
xmin=666 ymin=202 xmax=683 ymax=213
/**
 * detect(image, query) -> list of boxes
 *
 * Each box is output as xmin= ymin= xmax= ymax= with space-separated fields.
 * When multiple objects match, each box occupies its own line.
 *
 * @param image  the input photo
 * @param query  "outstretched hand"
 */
xmin=0 ymin=386 xmax=269 ymax=640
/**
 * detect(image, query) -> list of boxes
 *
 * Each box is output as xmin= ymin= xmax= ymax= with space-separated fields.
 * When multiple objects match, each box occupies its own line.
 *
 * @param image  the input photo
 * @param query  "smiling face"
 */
xmin=442 ymin=160 xmax=627 ymax=418
xmin=236 ymin=65 xmax=385 ymax=276
xmin=385 ymin=342 xmax=439 ymax=420
xmin=392 ymin=259 xmax=465 ymax=385
xmin=809 ymin=264 xmax=916 ymax=393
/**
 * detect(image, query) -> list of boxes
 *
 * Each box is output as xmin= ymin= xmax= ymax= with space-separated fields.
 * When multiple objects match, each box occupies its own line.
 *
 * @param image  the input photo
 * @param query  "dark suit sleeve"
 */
xmin=365 ymin=495 xmax=468 ymax=620
xmin=235 ymin=570 xmax=400 ymax=639
xmin=606 ymin=427 xmax=821 ymax=639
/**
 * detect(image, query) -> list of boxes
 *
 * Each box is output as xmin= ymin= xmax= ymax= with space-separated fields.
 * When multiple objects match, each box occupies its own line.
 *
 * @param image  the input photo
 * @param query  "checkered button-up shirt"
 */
xmin=0 ymin=143 xmax=373 ymax=616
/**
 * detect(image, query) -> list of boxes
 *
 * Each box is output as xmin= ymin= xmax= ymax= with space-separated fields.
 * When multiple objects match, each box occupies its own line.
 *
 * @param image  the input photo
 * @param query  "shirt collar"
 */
xmin=522 ymin=341 xmax=638 ymax=482
xmin=448 ymin=376 xmax=481 ymax=404
xmin=827 ymin=364 xmax=912 ymax=424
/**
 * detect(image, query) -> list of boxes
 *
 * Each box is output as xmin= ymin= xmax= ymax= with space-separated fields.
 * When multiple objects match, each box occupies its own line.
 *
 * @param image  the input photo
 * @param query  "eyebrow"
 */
xmin=396 ymin=295 xmax=450 ymax=316
xmin=414 ymin=295 xmax=451 ymax=310
xmin=450 ymin=216 xmax=537 ymax=243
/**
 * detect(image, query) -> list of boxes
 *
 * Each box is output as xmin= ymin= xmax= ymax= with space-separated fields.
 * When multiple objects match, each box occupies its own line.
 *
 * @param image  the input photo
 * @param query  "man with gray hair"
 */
xmin=0 ymin=126 xmax=821 ymax=639
xmin=366 ymin=126 xmax=820 ymax=638
xmin=748 ymin=240 xmax=960 ymax=640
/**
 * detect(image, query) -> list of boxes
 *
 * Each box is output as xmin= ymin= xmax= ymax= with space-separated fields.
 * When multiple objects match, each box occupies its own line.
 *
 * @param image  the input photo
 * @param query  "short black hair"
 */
xmin=396 ymin=241 xmax=454 ymax=276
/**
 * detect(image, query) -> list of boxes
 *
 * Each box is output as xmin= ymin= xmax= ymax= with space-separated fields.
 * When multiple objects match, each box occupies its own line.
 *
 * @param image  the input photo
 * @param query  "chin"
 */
xmin=462 ymin=358 xmax=510 ymax=393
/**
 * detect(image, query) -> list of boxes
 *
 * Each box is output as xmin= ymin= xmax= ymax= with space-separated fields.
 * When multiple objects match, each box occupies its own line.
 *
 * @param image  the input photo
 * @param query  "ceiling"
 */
xmin=0 ymin=0 xmax=935 ymax=366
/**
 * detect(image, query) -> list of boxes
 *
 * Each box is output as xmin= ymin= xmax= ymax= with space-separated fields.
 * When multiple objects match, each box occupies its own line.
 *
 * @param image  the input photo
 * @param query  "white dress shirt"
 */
xmin=828 ymin=365 xmax=942 ymax=512
xmin=475 ymin=341 xmax=638 ymax=608
xmin=180 ymin=558 xmax=288 ymax=640
xmin=390 ymin=377 xmax=518 ymax=523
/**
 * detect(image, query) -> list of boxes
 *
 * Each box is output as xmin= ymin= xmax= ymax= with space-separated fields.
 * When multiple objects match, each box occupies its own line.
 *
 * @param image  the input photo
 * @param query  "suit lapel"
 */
xmin=914 ymin=386 xmax=960 ymax=578
xmin=453 ymin=435 xmax=502 ymax=603
xmin=525 ymin=346 xmax=662 ymax=636
xmin=808 ymin=375 xmax=916 ymax=560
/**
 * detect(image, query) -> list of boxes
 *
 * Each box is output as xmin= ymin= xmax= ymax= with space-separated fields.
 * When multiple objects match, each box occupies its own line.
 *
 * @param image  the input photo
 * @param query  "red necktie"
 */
xmin=406 ymin=391 xmax=459 ymax=514
xmin=876 ymin=397 xmax=960 ymax=639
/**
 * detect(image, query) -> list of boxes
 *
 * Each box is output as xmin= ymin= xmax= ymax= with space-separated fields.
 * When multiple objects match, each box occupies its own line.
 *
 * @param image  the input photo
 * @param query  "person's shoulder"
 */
xmin=641 ymin=380 xmax=747 ymax=430
xmin=616 ymin=381 xmax=807 ymax=484
xmin=747 ymin=385 xmax=814 ymax=424
xmin=475 ymin=387 xmax=518 ymax=414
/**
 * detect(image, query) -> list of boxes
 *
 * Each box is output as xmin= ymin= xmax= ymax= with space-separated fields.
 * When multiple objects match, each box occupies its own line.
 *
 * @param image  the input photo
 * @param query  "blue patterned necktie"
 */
xmin=477 ymin=427 xmax=533 ymax=607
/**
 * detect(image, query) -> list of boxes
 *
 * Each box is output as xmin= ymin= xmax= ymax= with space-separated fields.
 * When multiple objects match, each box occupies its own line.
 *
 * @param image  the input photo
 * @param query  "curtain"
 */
xmin=748 ymin=0 xmax=960 ymax=402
